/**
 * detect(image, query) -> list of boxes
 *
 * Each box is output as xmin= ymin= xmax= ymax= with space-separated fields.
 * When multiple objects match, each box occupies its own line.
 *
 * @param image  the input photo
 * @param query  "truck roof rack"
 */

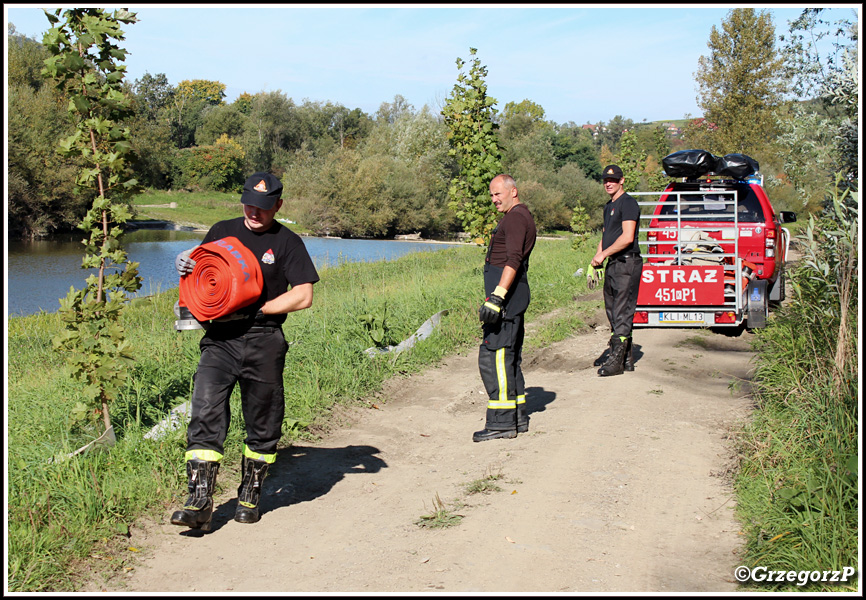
xmin=679 ymin=172 xmax=763 ymax=185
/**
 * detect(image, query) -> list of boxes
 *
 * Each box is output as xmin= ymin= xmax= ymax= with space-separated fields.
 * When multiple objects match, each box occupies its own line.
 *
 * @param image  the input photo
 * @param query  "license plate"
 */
xmin=660 ymin=312 xmax=704 ymax=323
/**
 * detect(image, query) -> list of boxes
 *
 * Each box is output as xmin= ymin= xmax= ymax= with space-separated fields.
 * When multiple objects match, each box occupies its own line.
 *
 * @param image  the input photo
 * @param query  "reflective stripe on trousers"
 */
xmin=478 ymin=317 xmax=526 ymax=430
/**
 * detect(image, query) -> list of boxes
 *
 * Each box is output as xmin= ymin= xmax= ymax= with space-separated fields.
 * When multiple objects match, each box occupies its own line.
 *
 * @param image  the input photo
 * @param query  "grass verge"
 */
xmin=731 ymin=271 xmax=858 ymax=591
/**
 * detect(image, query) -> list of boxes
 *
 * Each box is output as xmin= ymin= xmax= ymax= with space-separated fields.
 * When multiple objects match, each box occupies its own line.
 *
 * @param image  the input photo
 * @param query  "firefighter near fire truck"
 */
xmin=591 ymin=165 xmax=642 ymax=377
xmin=170 ymin=172 xmax=319 ymax=530
xmin=474 ymin=174 xmax=537 ymax=442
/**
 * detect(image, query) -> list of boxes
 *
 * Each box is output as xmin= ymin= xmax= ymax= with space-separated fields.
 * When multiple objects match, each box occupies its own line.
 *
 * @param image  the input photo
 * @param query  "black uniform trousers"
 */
xmin=479 ymin=316 xmax=527 ymax=430
xmin=478 ymin=263 xmax=530 ymax=431
xmin=187 ymin=326 xmax=288 ymax=458
xmin=603 ymin=254 xmax=643 ymax=338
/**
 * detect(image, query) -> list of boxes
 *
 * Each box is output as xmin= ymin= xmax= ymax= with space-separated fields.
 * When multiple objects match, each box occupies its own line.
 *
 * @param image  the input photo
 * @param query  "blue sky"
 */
xmin=4 ymin=4 xmax=858 ymax=125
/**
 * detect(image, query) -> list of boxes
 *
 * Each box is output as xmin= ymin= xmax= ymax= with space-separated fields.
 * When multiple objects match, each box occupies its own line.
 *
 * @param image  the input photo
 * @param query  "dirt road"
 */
xmin=87 ymin=299 xmax=756 ymax=593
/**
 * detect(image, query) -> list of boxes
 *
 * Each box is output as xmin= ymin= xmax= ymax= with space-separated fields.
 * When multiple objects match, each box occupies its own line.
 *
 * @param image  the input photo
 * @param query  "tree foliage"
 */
xmin=771 ymin=9 xmax=859 ymax=210
xmin=41 ymin=7 xmax=143 ymax=436
xmin=442 ymin=48 xmax=503 ymax=244
xmin=173 ymin=135 xmax=246 ymax=191
xmin=7 ymin=25 xmax=83 ymax=237
xmin=498 ymin=98 xmax=547 ymax=140
xmin=779 ymin=8 xmax=858 ymax=102
xmin=176 ymin=78 xmax=226 ymax=106
xmin=283 ymin=104 xmax=455 ymax=238
xmin=694 ymin=8 xmax=786 ymax=154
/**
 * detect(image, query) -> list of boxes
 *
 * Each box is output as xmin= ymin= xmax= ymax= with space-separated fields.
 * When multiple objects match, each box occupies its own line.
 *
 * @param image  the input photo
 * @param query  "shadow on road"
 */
xmin=178 ymin=445 xmax=387 ymax=535
xmin=525 ymin=386 xmax=556 ymax=416
xmin=265 ymin=444 xmax=386 ymax=513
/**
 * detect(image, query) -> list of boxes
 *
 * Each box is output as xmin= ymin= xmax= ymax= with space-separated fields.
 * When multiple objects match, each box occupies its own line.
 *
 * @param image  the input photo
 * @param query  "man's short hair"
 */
xmin=493 ymin=173 xmax=516 ymax=188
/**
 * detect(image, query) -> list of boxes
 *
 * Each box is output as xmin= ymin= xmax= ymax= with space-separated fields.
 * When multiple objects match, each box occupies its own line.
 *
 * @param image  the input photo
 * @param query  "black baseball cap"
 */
xmin=240 ymin=172 xmax=282 ymax=210
xmin=601 ymin=165 xmax=624 ymax=181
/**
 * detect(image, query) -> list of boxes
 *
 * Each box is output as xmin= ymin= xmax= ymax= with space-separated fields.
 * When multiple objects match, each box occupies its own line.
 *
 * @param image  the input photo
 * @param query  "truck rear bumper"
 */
xmin=633 ymin=308 xmax=744 ymax=328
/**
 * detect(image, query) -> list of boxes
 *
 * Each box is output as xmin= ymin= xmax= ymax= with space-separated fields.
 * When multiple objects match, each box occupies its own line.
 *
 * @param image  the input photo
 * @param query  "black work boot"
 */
xmin=472 ymin=428 xmax=518 ymax=442
xmin=598 ymin=337 xmax=627 ymax=377
xmin=170 ymin=459 xmax=220 ymax=531
xmin=234 ymin=455 xmax=270 ymax=524
xmin=517 ymin=406 xmax=529 ymax=434
xmin=624 ymin=337 xmax=635 ymax=372
xmin=594 ymin=337 xmax=614 ymax=367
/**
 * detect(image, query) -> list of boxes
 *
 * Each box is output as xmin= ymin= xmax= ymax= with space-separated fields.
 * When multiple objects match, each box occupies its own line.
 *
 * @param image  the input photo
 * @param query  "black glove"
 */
xmin=175 ymin=248 xmax=196 ymax=277
xmin=479 ymin=293 xmax=505 ymax=325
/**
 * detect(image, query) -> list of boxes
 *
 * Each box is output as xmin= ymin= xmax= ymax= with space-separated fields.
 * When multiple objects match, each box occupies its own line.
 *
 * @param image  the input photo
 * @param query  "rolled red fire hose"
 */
xmin=178 ymin=236 xmax=263 ymax=322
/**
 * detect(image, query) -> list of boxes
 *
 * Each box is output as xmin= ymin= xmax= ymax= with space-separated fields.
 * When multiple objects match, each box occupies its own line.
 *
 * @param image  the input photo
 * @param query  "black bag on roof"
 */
xmin=662 ymin=149 xmax=718 ymax=178
xmin=714 ymin=153 xmax=759 ymax=179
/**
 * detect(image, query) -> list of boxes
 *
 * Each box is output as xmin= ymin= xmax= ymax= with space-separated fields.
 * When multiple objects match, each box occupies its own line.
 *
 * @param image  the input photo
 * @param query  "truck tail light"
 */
xmin=633 ymin=311 xmax=648 ymax=324
xmin=714 ymin=311 xmax=738 ymax=324
xmin=647 ymin=231 xmax=657 ymax=255
xmin=765 ymin=228 xmax=775 ymax=258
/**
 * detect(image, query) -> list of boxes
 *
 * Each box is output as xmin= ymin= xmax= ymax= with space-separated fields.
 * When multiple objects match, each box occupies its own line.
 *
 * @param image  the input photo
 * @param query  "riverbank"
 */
xmin=7 ymin=230 xmax=476 ymax=318
xmin=6 ymin=237 xmax=598 ymax=592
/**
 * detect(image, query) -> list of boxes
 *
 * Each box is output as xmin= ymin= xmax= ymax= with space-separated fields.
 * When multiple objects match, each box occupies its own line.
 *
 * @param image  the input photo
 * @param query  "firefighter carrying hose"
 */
xmin=474 ymin=174 xmax=537 ymax=442
xmin=170 ymin=172 xmax=319 ymax=530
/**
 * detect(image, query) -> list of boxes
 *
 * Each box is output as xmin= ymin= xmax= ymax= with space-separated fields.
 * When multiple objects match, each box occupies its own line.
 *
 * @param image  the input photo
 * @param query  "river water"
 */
xmin=6 ymin=229 xmax=462 ymax=318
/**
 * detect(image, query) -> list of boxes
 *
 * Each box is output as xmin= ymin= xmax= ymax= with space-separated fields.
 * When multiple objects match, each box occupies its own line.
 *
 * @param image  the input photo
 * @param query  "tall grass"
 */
xmin=6 ymin=237 xmax=598 ymax=591
xmin=733 ymin=187 xmax=858 ymax=591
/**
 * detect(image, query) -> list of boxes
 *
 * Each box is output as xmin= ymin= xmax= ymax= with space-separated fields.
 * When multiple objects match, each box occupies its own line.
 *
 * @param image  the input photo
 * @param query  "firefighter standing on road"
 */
xmin=170 ymin=172 xmax=320 ymax=530
xmin=474 ymin=174 xmax=537 ymax=442
xmin=591 ymin=165 xmax=642 ymax=376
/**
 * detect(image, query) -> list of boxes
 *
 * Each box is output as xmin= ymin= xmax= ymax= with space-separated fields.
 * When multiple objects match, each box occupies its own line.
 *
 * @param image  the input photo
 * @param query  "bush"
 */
xmin=171 ymin=136 xmax=246 ymax=192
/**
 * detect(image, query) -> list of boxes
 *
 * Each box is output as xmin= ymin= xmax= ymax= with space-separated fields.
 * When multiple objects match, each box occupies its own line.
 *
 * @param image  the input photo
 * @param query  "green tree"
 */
xmin=176 ymin=78 xmax=226 ymax=106
xmin=441 ymin=48 xmax=503 ymax=243
xmin=130 ymin=72 xmax=174 ymax=189
xmin=694 ymin=8 xmax=786 ymax=154
xmin=548 ymin=123 xmax=600 ymax=177
xmin=41 ymin=7 xmax=143 ymax=440
xmin=7 ymin=23 xmax=51 ymax=90
xmin=294 ymin=99 xmax=359 ymax=156
xmin=501 ymin=126 xmax=556 ymax=173
xmin=498 ymin=98 xmax=547 ymax=140
xmin=174 ymin=134 xmax=246 ymax=191
xmin=614 ymin=131 xmax=645 ymax=192
xmin=7 ymin=25 xmax=82 ymax=238
xmin=165 ymin=79 xmax=224 ymax=148
xmin=329 ymin=106 xmax=374 ymax=150
xmin=132 ymin=71 xmax=174 ymax=119
xmin=376 ymin=94 xmax=414 ymax=124
xmin=196 ymin=103 xmax=247 ymax=145
xmin=595 ymin=115 xmax=634 ymax=152
xmin=234 ymin=92 xmax=254 ymax=115
xmin=780 ymin=8 xmax=857 ymax=102
xmin=242 ymin=90 xmax=300 ymax=172
xmin=772 ymin=9 xmax=858 ymax=212
xmin=283 ymin=106 xmax=454 ymax=239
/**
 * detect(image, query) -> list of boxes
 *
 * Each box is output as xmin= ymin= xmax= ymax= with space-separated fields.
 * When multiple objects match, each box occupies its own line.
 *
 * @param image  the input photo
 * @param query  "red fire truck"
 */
xmin=632 ymin=150 xmax=797 ymax=330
